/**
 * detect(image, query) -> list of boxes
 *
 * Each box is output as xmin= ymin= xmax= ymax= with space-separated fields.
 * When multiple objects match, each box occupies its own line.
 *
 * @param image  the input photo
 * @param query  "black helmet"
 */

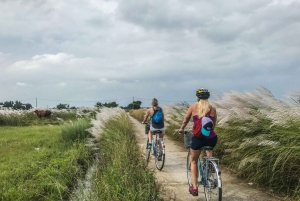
xmin=196 ymin=88 xmax=210 ymax=99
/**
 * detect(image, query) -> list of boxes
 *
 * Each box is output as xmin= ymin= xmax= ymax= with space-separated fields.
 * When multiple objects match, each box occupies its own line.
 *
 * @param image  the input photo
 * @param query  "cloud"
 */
xmin=16 ymin=82 xmax=27 ymax=86
xmin=0 ymin=0 xmax=299 ymax=108
xmin=57 ymin=82 xmax=67 ymax=87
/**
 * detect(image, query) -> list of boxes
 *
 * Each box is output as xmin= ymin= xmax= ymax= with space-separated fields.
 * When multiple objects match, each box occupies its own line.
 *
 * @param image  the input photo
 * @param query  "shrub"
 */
xmin=61 ymin=118 xmax=92 ymax=142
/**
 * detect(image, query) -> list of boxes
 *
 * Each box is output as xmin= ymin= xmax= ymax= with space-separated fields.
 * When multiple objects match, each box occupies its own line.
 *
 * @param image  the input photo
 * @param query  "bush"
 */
xmin=61 ymin=118 xmax=92 ymax=142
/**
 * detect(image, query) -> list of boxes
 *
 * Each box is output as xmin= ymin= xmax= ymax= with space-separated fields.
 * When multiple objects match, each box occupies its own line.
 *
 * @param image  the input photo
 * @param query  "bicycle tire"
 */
xmin=187 ymin=150 xmax=200 ymax=187
xmin=204 ymin=160 xmax=222 ymax=201
xmin=155 ymin=140 xmax=165 ymax=170
xmin=145 ymin=139 xmax=151 ymax=165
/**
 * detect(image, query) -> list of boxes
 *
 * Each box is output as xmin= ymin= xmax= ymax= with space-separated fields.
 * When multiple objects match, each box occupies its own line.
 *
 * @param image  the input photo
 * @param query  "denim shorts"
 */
xmin=190 ymin=135 xmax=218 ymax=150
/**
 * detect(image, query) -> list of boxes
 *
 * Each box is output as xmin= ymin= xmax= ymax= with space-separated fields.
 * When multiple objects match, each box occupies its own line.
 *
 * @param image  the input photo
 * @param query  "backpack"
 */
xmin=193 ymin=109 xmax=214 ymax=138
xmin=152 ymin=108 xmax=163 ymax=124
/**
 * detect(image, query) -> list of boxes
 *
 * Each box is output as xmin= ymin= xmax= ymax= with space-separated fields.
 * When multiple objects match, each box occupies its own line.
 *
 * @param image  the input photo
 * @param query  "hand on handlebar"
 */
xmin=178 ymin=128 xmax=184 ymax=134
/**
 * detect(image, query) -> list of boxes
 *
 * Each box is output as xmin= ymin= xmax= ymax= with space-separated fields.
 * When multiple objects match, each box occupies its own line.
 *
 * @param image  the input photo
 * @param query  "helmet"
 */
xmin=196 ymin=88 xmax=210 ymax=99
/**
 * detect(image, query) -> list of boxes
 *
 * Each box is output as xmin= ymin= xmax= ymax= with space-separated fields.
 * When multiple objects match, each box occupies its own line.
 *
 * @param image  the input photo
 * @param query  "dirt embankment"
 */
xmin=129 ymin=115 xmax=284 ymax=201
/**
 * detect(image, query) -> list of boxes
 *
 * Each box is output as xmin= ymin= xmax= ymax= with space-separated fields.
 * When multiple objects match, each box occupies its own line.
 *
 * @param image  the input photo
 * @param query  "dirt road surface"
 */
xmin=129 ymin=116 xmax=284 ymax=201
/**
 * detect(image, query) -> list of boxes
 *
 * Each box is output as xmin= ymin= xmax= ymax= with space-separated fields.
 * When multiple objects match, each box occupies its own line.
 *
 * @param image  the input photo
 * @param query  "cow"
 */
xmin=34 ymin=110 xmax=52 ymax=118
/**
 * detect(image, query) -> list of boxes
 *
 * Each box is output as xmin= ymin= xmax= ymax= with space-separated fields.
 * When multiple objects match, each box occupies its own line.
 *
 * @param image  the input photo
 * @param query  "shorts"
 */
xmin=150 ymin=125 xmax=165 ymax=134
xmin=190 ymin=135 xmax=218 ymax=150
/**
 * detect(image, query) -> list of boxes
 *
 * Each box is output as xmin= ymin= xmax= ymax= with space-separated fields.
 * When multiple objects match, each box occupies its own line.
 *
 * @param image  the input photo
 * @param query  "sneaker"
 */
xmin=147 ymin=143 xmax=152 ymax=149
xmin=189 ymin=186 xmax=198 ymax=196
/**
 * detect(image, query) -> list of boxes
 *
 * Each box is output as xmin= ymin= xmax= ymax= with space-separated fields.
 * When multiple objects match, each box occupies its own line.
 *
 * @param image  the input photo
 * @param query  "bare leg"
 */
xmin=190 ymin=148 xmax=201 ymax=189
xmin=148 ymin=130 xmax=152 ymax=143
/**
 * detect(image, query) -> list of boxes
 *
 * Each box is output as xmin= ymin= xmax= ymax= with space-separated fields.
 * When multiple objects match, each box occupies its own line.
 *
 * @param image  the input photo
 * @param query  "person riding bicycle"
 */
xmin=142 ymin=98 xmax=165 ymax=149
xmin=179 ymin=88 xmax=218 ymax=196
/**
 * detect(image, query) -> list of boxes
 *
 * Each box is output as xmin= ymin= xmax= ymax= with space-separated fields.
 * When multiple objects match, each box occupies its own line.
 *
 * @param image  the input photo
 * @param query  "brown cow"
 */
xmin=34 ymin=110 xmax=52 ymax=118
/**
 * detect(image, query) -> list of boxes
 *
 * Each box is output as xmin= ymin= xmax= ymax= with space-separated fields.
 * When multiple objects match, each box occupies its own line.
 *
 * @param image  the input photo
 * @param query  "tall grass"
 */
xmin=129 ymin=108 xmax=146 ymax=122
xmin=61 ymin=118 xmax=92 ymax=142
xmin=0 ymin=107 xmax=99 ymax=126
xmin=88 ymin=108 xmax=161 ymax=200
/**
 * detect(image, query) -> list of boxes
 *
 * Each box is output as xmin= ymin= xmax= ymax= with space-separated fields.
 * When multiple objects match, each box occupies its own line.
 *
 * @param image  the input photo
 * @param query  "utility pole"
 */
xmin=133 ymin=96 xmax=134 ymax=109
xmin=36 ymin=98 xmax=37 ymax=108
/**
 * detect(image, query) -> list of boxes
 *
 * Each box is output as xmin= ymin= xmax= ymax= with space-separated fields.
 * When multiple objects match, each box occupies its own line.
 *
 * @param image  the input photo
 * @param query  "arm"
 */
xmin=179 ymin=106 xmax=192 ymax=133
xmin=142 ymin=109 xmax=150 ymax=124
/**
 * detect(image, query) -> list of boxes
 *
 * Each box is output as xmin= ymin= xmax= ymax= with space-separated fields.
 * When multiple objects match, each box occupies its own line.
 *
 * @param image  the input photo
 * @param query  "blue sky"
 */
xmin=1 ymin=0 xmax=300 ymax=108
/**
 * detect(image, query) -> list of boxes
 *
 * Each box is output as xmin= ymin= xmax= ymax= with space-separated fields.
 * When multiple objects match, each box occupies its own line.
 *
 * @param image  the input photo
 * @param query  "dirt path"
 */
xmin=129 ymin=116 xmax=284 ymax=201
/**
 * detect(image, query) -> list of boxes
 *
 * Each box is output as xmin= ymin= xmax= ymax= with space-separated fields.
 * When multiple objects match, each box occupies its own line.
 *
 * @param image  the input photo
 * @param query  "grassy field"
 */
xmin=0 ymin=122 xmax=93 ymax=200
xmin=0 ymin=107 xmax=161 ymax=201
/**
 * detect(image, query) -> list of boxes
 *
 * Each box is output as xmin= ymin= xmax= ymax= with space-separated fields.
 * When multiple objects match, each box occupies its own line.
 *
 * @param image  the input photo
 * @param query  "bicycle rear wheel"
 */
xmin=187 ymin=150 xmax=200 ymax=187
xmin=204 ymin=160 xmax=222 ymax=201
xmin=155 ymin=140 xmax=165 ymax=170
xmin=145 ymin=139 xmax=151 ymax=165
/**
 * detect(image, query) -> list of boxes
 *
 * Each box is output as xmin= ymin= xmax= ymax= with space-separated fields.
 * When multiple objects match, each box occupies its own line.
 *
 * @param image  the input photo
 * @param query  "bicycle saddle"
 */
xmin=200 ymin=146 xmax=214 ymax=150
xmin=152 ymin=130 xmax=163 ymax=135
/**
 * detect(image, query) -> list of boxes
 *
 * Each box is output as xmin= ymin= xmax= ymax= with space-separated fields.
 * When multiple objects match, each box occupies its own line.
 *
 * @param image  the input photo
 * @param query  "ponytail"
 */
xmin=197 ymin=99 xmax=210 ymax=118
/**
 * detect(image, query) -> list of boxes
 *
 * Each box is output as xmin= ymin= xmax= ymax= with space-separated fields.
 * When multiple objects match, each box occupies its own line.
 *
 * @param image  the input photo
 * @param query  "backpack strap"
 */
xmin=152 ymin=107 xmax=159 ymax=118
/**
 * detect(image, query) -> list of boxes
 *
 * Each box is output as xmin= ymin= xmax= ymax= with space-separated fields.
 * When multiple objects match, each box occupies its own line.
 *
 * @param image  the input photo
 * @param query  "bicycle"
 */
xmin=144 ymin=123 xmax=165 ymax=171
xmin=185 ymin=131 xmax=222 ymax=201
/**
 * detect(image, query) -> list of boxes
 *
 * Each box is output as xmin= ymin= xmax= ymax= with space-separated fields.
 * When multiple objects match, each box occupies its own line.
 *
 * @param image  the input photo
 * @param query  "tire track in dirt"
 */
xmin=129 ymin=115 xmax=284 ymax=201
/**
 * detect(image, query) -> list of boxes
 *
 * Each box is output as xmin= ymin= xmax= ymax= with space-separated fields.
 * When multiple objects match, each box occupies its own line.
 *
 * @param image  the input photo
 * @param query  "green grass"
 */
xmin=91 ymin=112 xmax=161 ymax=201
xmin=61 ymin=118 xmax=92 ymax=142
xmin=0 ymin=125 xmax=93 ymax=201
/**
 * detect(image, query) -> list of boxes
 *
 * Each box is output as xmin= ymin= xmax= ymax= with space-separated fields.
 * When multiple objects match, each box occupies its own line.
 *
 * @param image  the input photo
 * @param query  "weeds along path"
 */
xmin=129 ymin=115 xmax=284 ymax=201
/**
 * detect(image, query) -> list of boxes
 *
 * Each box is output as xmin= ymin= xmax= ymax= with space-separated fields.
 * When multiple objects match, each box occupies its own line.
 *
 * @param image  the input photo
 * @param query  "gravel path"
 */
xmin=129 ymin=115 xmax=284 ymax=201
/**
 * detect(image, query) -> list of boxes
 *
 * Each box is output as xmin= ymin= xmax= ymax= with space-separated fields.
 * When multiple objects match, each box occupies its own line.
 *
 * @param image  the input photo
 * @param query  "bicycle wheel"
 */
xmin=187 ymin=150 xmax=200 ymax=187
xmin=155 ymin=140 xmax=165 ymax=170
xmin=204 ymin=160 xmax=222 ymax=201
xmin=145 ymin=138 xmax=151 ymax=165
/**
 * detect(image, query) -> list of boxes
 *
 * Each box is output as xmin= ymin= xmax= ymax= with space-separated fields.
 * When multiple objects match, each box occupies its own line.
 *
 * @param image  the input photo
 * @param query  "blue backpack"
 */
xmin=152 ymin=108 xmax=163 ymax=123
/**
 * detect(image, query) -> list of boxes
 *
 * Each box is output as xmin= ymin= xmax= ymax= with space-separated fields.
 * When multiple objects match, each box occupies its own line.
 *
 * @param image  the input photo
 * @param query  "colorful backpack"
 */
xmin=193 ymin=109 xmax=213 ymax=138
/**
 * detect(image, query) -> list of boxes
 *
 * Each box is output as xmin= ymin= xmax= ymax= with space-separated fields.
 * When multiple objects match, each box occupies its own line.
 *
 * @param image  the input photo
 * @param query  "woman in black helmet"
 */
xmin=179 ymin=88 xmax=218 ymax=196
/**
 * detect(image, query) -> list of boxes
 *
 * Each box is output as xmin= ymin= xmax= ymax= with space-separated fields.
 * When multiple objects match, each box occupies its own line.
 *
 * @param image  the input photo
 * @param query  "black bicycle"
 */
xmin=144 ymin=123 xmax=165 ymax=171
xmin=185 ymin=131 xmax=222 ymax=201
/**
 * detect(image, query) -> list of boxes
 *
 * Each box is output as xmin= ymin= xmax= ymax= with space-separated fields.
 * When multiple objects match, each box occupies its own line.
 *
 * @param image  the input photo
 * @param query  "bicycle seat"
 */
xmin=152 ymin=130 xmax=163 ymax=135
xmin=200 ymin=146 xmax=214 ymax=151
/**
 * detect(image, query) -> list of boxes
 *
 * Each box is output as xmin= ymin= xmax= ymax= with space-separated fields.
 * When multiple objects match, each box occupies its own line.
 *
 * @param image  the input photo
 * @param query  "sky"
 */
xmin=1 ymin=0 xmax=300 ymax=108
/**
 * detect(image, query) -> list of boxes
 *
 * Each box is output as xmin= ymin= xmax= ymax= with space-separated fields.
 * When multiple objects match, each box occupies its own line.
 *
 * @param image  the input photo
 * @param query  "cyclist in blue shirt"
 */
xmin=142 ymin=98 xmax=165 ymax=148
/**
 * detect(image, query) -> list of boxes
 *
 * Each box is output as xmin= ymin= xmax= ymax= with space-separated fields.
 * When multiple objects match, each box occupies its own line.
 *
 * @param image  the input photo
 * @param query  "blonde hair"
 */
xmin=196 ymin=98 xmax=210 ymax=118
xmin=151 ymin=98 xmax=159 ymax=110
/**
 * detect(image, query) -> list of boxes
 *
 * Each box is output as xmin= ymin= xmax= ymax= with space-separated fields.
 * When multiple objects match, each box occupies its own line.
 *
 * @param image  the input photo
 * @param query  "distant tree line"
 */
xmin=0 ymin=100 xmax=143 ymax=110
xmin=0 ymin=101 xmax=32 ymax=110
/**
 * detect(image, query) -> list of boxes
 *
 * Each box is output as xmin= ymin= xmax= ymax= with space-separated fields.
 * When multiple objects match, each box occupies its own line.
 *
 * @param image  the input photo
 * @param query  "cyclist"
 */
xmin=142 ymin=98 xmax=165 ymax=149
xmin=179 ymin=88 xmax=218 ymax=196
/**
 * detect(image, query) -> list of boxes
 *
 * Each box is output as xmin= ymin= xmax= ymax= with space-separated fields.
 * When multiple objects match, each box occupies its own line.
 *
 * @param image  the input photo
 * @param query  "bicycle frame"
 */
xmin=186 ymin=138 xmax=222 ymax=200
xmin=145 ymin=125 xmax=166 ymax=171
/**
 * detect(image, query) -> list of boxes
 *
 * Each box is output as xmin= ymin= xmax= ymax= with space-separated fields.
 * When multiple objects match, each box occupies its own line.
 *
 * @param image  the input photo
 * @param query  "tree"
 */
xmin=13 ymin=101 xmax=24 ymax=110
xmin=127 ymin=101 xmax=142 ymax=109
xmin=24 ymin=103 xmax=33 ymax=110
xmin=56 ymin=103 xmax=69 ymax=110
xmin=3 ymin=101 xmax=14 ymax=108
xmin=95 ymin=101 xmax=119 ymax=108
xmin=1 ymin=100 xmax=32 ymax=110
